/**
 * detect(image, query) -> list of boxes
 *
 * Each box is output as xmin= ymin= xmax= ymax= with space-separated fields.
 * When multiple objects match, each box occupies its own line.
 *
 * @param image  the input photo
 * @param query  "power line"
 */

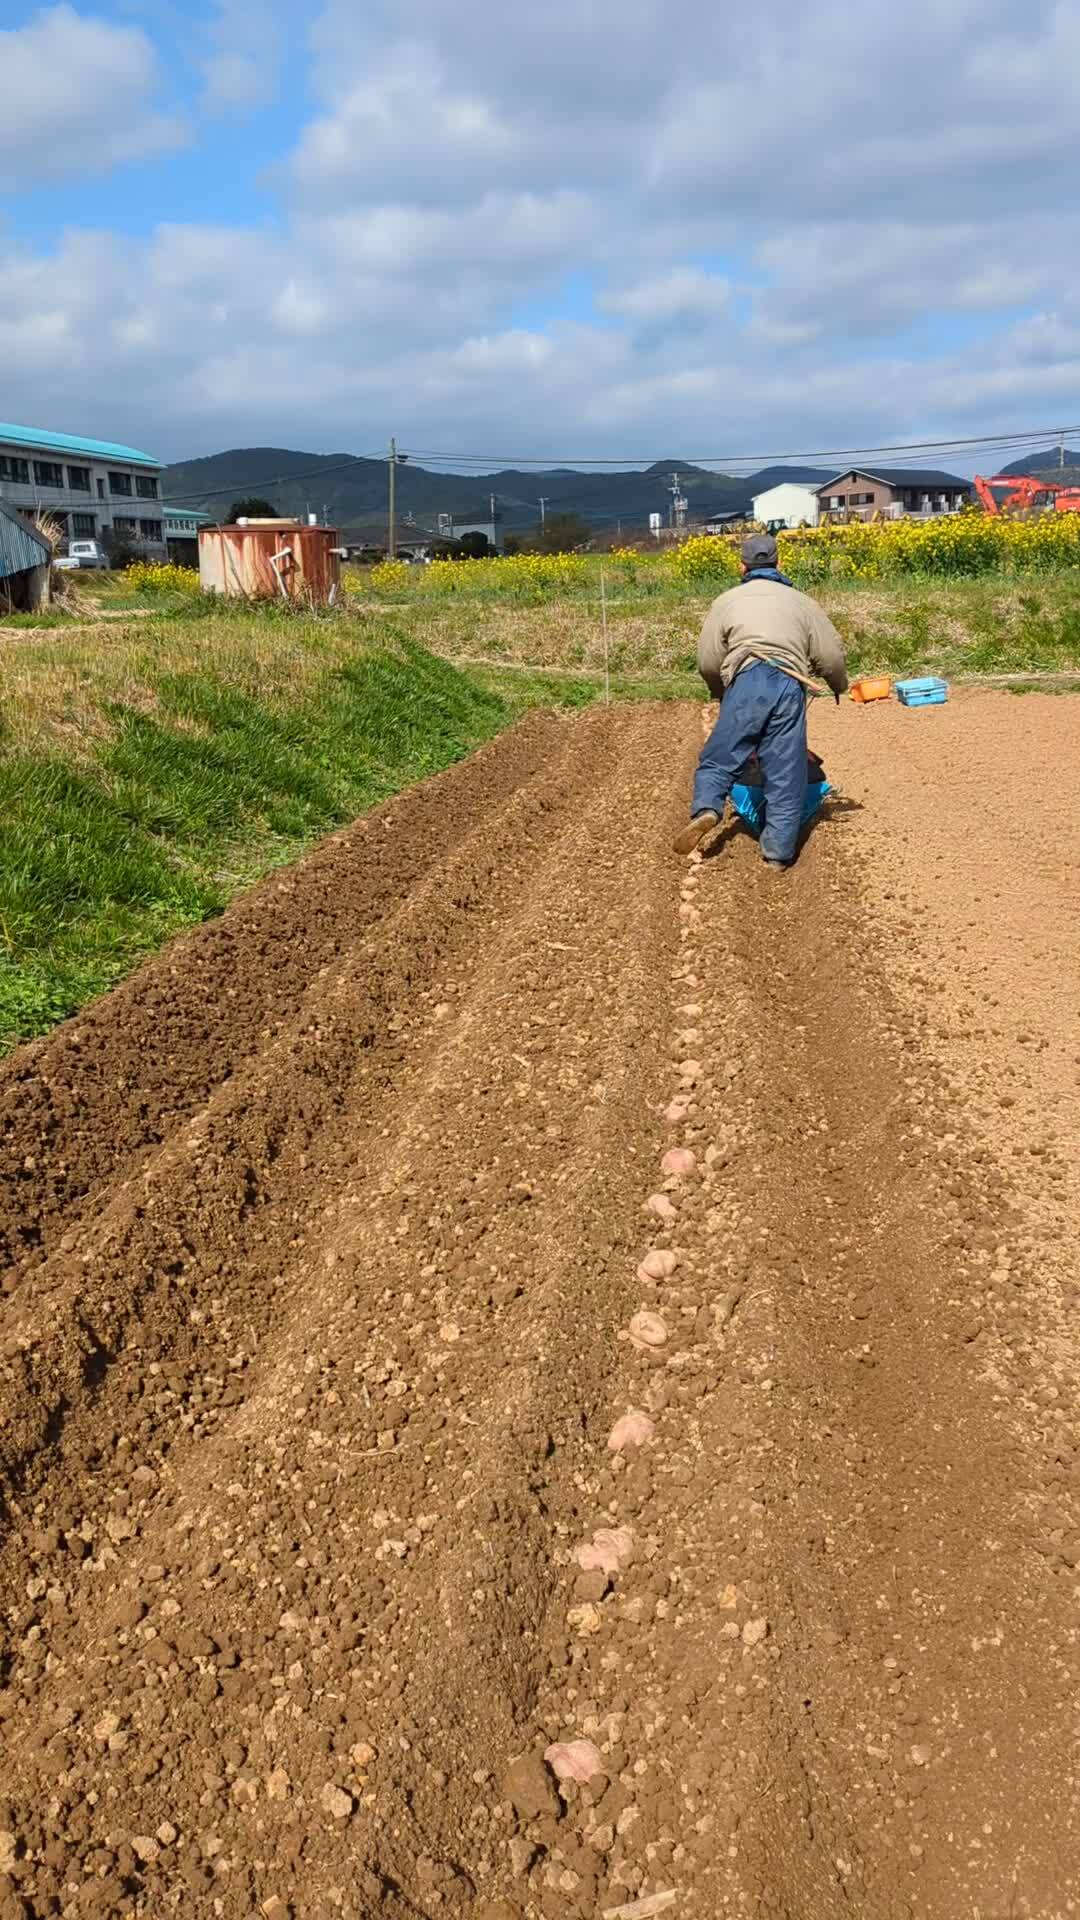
xmin=162 ymin=422 xmax=1080 ymax=509
xmin=403 ymin=424 xmax=1080 ymax=469
xmin=164 ymin=452 xmax=389 ymax=503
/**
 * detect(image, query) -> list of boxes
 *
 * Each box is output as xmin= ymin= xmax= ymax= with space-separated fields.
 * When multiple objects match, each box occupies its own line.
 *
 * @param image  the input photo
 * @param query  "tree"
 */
xmin=458 ymin=529 xmax=493 ymax=558
xmin=101 ymin=525 xmax=139 ymax=570
xmin=227 ymin=497 xmax=278 ymax=522
xmin=527 ymin=511 xmax=590 ymax=555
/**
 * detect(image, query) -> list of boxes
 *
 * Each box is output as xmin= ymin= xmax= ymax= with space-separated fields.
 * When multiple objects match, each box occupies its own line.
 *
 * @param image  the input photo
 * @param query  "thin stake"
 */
xmin=601 ymin=566 xmax=611 ymax=705
xmin=388 ymin=437 xmax=397 ymax=560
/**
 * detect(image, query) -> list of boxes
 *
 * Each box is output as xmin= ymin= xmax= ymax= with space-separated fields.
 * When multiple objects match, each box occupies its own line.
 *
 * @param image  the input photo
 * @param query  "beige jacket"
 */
xmin=697 ymin=578 xmax=848 ymax=697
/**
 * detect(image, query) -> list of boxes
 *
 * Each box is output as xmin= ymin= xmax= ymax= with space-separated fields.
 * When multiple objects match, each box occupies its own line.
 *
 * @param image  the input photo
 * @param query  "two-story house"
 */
xmin=816 ymin=467 xmax=972 ymax=521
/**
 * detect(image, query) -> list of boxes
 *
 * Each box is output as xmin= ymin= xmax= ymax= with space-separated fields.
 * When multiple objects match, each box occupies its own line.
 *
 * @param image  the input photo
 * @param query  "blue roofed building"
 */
xmin=163 ymin=504 xmax=215 ymax=564
xmin=0 ymin=419 xmax=166 ymax=556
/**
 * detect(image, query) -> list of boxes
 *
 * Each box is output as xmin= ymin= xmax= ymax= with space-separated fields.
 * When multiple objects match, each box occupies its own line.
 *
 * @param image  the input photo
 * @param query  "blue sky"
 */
xmin=1 ymin=0 xmax=1079 ymax=468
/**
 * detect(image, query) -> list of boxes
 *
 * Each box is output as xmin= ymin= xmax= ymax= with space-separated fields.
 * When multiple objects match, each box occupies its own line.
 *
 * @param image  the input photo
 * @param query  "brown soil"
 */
xmin=1 ymin=692 xmax=1078 ymax=1919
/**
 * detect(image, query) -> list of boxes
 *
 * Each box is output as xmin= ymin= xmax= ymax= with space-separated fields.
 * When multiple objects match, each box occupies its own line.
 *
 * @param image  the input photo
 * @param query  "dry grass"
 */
xmin=399 ymin=598 xmax=708 ymax=675
xmin=384 ymin=575 xmax=1080 ymax=682
xmin=4 ymin=573 xmax=1078 ymax=764
xmin=0 ymin=611 xmax=373 ymax=755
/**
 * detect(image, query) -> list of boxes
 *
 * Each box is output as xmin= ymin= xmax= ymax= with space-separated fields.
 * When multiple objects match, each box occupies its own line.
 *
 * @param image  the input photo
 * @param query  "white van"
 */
xmin=55 ymin=540 xmax=109 ymax=571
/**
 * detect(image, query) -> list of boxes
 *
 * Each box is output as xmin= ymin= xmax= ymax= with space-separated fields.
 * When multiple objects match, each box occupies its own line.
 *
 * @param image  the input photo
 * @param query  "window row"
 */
xmin=108 ymin=473 xmax=160 ymax=498
xmin=111 ymin=517 xmax=163 ymax=539
xmin=0 ymin=455 xmax=157 ymax=497
xmin=48 ymin=513 xmax=164 ymax=540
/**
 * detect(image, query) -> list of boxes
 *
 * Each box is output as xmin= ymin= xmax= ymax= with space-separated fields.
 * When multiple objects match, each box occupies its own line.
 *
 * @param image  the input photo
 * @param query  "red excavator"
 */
xmin=974 ymin=473 xmax=1080 ymax=515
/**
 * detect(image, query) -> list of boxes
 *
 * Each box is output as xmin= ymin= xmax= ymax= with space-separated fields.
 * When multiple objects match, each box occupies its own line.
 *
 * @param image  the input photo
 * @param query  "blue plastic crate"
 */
xmin=730 ymin=779 xmax=831 ymax=837
xmin=895 ymin=676 xmax=949 ymax=708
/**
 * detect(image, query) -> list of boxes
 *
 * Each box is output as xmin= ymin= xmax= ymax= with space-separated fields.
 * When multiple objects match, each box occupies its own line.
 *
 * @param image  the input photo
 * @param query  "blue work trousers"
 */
xmin=692 ymin=661 xmax=808 ymax=864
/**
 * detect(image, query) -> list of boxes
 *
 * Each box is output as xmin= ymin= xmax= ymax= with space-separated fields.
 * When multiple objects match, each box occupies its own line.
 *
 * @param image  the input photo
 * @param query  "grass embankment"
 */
xmin=366 ymin=572 xmax=1080 ymax=683
xmin=4 ymin=556 xmax=1080 ymax=1052
xmin=0 ymin=604 xmax=602 ymax=1051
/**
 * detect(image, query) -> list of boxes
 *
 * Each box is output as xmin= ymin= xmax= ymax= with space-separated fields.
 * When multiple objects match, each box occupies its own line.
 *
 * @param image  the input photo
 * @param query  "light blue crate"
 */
xmin=895 ymin=676 xmax=949 ymax=708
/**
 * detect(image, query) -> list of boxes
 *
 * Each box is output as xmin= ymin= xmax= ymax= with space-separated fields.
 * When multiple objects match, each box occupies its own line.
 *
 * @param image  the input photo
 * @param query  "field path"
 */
xmin=1 ymin=695 xmax=1078 ymax=1919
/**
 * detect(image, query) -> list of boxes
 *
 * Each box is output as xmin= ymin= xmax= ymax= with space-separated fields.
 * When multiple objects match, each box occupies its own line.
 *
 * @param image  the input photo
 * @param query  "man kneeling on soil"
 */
xmin=674 ymin=534 xmax=848 ymax=868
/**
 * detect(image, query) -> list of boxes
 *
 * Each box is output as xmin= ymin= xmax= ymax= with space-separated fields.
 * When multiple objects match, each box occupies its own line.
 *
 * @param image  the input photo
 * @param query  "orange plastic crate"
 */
xmin=850 ymin=676 xmax=892 ymax=703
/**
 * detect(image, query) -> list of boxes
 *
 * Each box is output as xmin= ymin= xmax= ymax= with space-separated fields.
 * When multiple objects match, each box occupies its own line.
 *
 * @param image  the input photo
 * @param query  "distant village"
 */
xmin=0 ymin=411 xmax=1049 ymax=577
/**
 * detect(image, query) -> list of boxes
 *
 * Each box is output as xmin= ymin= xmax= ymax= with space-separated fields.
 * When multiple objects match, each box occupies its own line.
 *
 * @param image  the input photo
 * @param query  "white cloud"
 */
xmin=3 ymin=0 xmax=1080 ymax=461
xmin=198 ymin=0 xmax=281 ymax=110
xmin=0 ymin=5 xmax=186 ymax=190
xmin=272 ymin=279 xmax=329 ymax=335
xmin=600 ymin=269 xmax=730 ymax=331
xmin=291 ymin=41 xmax=517 ymax=199
xmin=749 ymin=218 xmax=1066 ymax=343
xmin=447 ymin=331 xmax=554 ymax=375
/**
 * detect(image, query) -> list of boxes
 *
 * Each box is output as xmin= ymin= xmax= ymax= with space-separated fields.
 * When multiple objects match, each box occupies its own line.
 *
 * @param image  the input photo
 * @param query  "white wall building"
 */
xmin=751 ymin=483 xmax=820 ymax=529
xmin=0 ymin=419 xmax=165 ymax=555
xmin=452 ymin=517 xmax=501 ymax=552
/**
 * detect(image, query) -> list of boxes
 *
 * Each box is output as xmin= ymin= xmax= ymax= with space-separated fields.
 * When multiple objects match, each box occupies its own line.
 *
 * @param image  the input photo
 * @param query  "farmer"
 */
xmin=673 ymin=533 xmax=848 ymax=867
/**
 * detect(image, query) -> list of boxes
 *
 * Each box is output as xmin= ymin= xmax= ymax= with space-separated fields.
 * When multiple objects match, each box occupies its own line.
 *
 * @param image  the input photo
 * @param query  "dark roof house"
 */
xmin=816 ymin=468 xmax=972 ymax=519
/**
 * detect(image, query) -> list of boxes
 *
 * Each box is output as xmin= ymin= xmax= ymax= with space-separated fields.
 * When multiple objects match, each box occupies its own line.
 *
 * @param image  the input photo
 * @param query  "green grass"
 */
xmin=826 ymin=576 xmax=1080 ymax=680
xmin=0 ymin=622 xmax=550 ymax=1051
xmin=0 ymin=607 xmax=80 ymax=629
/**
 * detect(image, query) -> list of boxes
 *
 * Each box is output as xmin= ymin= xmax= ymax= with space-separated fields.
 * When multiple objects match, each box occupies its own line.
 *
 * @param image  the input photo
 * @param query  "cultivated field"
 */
xmin=1 ymin=565 xmax=1079 ymax=1915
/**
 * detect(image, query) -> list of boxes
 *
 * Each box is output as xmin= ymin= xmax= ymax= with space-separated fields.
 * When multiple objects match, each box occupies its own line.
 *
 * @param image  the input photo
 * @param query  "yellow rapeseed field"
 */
xmin=346 ymin=513 xmax=1080 ymax=602
xmin=778 ymin=511 xmax=1080 ymax=584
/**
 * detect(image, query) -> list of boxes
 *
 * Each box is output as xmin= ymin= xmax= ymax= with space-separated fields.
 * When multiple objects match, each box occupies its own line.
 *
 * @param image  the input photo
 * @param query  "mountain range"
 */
xmin=161 ymin=446 xmax=1080 ymax=534
xmin=999 ymin=448 xmax=1080 ymax=485
xmin=161 ymin=449 xmax=833 ymax=534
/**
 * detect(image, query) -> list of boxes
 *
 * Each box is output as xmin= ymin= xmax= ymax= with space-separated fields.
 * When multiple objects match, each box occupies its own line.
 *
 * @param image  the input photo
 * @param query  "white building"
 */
xmin=452 ymin=517 xmax=501 ymax=552
xmin=0 ymin=419 xmax=165 ymax=555
xmin=751 ymin=483 xmax=820 ymax=529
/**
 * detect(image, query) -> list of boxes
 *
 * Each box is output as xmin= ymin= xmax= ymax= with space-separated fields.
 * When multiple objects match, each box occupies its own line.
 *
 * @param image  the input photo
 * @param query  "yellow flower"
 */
xmin=124 ymin=560 xmax=201 ymax=594
xmin=369 ymin=559 xmax=410 ymax=593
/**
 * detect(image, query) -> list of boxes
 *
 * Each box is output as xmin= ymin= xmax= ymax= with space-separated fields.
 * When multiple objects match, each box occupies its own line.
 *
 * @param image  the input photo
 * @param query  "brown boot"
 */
xmin=673 ymin=810 xmax=719 ymax=855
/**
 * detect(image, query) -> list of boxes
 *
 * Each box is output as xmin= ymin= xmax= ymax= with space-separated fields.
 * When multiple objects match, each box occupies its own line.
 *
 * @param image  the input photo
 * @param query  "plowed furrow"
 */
xmin=0 ymin=698 xmax=1078 ymax=1920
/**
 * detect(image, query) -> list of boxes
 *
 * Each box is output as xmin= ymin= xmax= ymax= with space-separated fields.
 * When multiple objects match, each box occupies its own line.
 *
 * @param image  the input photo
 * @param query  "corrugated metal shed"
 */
xmin=0 ymin=419 xmax=159 ymax=468
xmin=0 ymin=500 xmax=50 ymax=580
xmin=199 ymin=521 xmax=342 ymax=604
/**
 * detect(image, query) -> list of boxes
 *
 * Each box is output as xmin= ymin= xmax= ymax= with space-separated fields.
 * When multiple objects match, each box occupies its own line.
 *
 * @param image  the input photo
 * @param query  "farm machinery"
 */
xmin=973 ymin=473 xmax=1080 ymax=516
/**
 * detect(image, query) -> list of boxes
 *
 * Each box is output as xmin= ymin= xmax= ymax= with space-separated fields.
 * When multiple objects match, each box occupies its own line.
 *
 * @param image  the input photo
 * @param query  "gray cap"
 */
xmin=741 ymin=533 xmax=778 ymax=568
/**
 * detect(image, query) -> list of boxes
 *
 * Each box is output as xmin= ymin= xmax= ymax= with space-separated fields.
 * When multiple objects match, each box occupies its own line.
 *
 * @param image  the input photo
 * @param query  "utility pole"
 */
xmin=387 ymin=440 xmax=408 ymax=557
xmin=388 ymin=439 xmax=397 ymax=558
xmin=1060 ymin=430 xmax=1066 ymax=471
xmin=538 ymin=496 xmax=548 ymax=528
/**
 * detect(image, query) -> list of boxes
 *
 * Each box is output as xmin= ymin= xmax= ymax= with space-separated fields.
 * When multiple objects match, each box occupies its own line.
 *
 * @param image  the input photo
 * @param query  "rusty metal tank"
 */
xmin=198 ymin=519 xmax=343 ymax=604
